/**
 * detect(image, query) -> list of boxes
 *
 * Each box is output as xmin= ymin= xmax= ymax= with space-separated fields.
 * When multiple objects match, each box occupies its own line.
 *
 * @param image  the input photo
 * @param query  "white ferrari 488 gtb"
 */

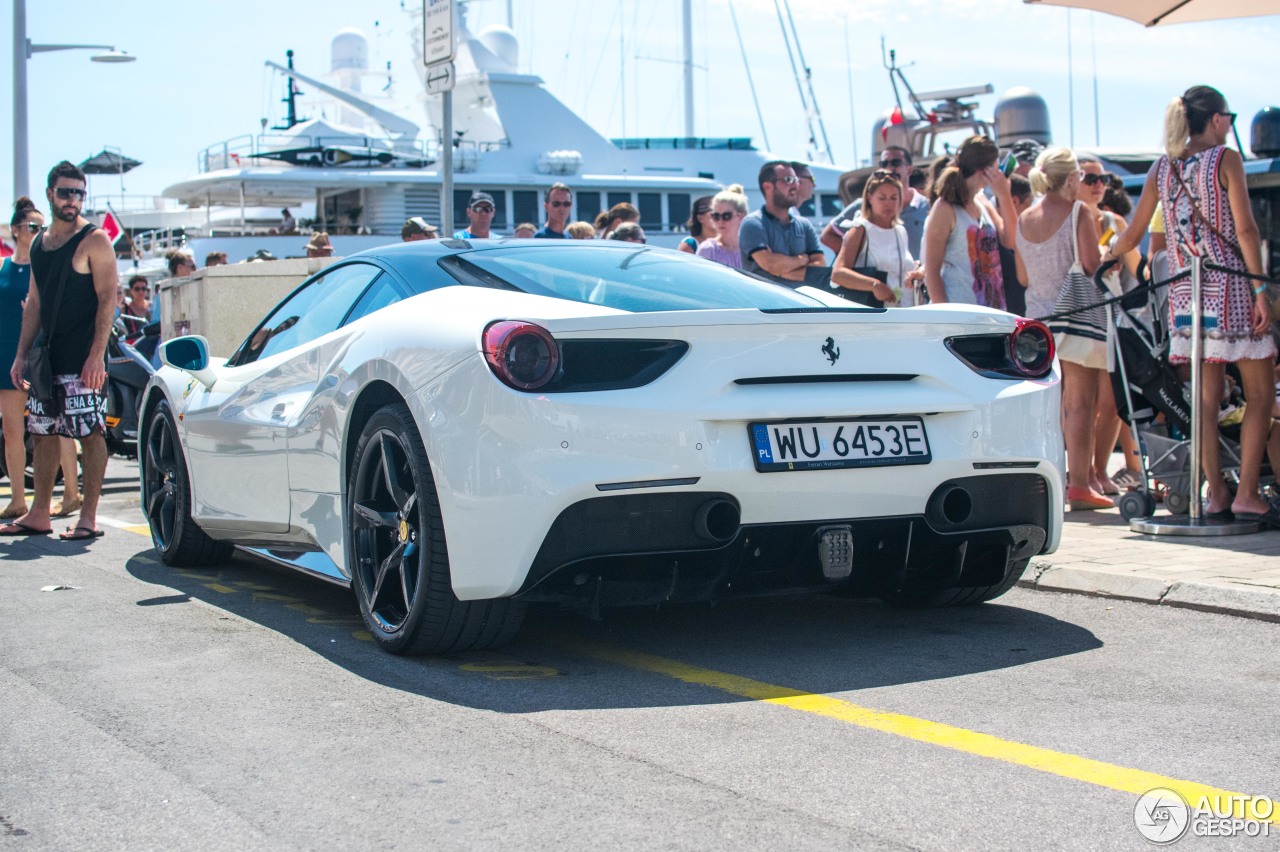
xmin=142 ymin=239 xmax=1063 ymax=654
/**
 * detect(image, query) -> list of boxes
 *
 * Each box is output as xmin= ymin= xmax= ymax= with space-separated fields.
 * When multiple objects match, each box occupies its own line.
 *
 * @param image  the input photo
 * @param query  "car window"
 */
xmin=232 ymin=262 xmax=383 ymax=365
xmin=342 ymin=273 xmax=405 ymax=327
xmin=444 ymin=245 xmax=825 ymax=312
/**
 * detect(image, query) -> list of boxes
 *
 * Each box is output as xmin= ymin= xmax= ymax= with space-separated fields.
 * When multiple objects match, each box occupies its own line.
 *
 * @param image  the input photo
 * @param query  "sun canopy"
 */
xmin=1023 ymin=0 xmax=1280 ymax=26
xmin=79 ymin=150 xmax=142 ymax=174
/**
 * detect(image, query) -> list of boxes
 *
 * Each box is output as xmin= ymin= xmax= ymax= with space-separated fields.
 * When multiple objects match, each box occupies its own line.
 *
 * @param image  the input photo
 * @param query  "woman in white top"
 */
xmin=831 ymin=170 xmax=923 ymax=305
xmin=1015 ymin=147 xmax=1108 ymax=510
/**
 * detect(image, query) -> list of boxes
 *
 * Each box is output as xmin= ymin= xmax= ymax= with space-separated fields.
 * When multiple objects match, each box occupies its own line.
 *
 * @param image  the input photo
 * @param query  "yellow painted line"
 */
xmin=121 ymin=524 xmax=151 ymax=536
xmin=203 ymin=583 xmax=236 ymax=594
xmin=561 ymin=639 xmax=1277 ymax=820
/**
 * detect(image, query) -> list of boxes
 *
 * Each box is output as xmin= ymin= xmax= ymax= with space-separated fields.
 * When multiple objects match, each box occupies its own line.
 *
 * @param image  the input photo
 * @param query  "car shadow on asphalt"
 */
xmin=124 ymin=549 xmax=1103 ymax=713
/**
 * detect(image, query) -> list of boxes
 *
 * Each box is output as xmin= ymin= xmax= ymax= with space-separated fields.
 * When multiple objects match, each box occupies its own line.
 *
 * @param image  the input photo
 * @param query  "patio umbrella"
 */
xmin=1023 ymin=0 xmax=1280 ymax=26
xmin=78 ymin=150 xmax=142 ymax=174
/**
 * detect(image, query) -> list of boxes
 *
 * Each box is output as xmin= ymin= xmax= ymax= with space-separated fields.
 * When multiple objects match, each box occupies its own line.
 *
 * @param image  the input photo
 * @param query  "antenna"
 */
xmin=271 ymin=50 xmax=307 ymax=131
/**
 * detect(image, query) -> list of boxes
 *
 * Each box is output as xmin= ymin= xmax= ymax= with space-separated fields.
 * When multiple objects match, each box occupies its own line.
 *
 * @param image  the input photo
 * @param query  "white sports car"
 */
xmin=142 ymin=239 xmax=1063 ymax=654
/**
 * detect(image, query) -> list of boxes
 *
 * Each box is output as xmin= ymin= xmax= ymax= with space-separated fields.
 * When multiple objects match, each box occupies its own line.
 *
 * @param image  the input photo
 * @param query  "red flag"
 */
xmin=0 ymin=241 xmax=12 ymax=259
xmin=100 ymin=211 xmax=123 ymax=245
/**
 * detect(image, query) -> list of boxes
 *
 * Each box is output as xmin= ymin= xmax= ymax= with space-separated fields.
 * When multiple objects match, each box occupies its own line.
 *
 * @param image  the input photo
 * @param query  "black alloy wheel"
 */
xmin=141 ymin=400 xmax=231 ymax=566
xmin=348 ymin=404 xmax=524 ymax=655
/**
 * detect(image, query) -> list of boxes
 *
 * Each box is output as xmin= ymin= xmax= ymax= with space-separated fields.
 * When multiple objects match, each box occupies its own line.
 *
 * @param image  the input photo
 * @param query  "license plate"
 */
xmin=749 ymin=417 xmax=931 ymax=472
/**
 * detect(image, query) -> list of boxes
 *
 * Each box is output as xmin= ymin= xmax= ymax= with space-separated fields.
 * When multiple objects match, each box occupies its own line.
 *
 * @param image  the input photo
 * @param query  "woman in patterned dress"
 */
xmin=1110 ymin=85 xmax=1278 ymax=525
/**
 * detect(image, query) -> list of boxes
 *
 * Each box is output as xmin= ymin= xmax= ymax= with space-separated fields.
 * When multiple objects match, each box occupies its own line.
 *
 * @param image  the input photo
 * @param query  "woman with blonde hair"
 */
xmin=696 ymin=185 xmax=748 ymax=269
xmin=921 ymin=135 xmax=1013 ymax=307
xmin=1109 ymin=85 xmax=1278 ymax=525
xmin=1016 ymin=146 xmax=1108 ymax=509
xmin=565 ymin=221 xmax=596 ymax=239
xmin=831 ymin=170 xmax=923 ymax=306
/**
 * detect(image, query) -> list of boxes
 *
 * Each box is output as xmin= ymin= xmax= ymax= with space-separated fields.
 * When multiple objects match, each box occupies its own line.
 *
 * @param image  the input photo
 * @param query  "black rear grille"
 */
xmin=735 ymin=373 xmax=917 ymax=386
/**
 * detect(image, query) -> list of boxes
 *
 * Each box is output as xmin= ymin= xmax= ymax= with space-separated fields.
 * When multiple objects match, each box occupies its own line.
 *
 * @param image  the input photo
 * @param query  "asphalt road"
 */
xmin=2 ymin=457 xmax=1277 ymax=850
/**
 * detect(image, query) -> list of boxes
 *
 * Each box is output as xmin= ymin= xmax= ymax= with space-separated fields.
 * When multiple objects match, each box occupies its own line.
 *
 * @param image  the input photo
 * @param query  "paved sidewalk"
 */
xmin=1024 ymin=505 xmax=1280 ymax=621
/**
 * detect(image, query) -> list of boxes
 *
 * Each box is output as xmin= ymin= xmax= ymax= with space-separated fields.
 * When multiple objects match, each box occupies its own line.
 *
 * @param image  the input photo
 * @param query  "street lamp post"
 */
xmin=12 ymin=0 xmax=135 ymax=198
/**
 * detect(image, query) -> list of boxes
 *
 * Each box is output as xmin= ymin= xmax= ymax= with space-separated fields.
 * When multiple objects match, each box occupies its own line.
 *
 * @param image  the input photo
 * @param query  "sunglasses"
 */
xmin=54 ymin=187 xmax=87 ymax=201
xmin=1218 ymin=111 xmax=1238 ymax=124
xmin=548 ymin=200 xmax=572 ymax=208
xmin=130 ymin=284 xmax=149 ymax=292
xmin=879 ymin=158 xmax=907 ymax=168
xmin=770 ymin=175 xmax=799 ymax=185
xmin=1080 ymin=172 xmax=1116 ymax=187
xmin=23 ymin=222 xmax=42 ymax=234
xmin=470 ymin=205 xmax=494 ymax=213
xmin=710 ymin=211 xmax=736 ymax=222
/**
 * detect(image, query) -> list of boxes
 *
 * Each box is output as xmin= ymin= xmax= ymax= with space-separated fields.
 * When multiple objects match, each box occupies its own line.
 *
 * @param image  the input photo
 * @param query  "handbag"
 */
xmin=1046 ymin=202 xmax=1108 ymax=343
xmin=830 ymin=222 xmax=887 ymax=308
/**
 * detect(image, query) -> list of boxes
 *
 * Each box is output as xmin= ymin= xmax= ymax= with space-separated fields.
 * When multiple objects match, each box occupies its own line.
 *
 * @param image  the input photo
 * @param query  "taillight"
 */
xmin=1008 ymin=318 xmax=1054 ymax=378
xmin=483 ymin=321 xmax=560 ymax=390
xmin=945 ymin=319 xmax=1056 ymax=380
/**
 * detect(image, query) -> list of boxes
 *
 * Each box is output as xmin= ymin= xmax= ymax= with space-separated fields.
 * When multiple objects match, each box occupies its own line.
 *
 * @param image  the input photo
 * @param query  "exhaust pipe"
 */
xmin=928 ymin=485 xmax=973 ymax=527
xmin=693 ymin=498 xmax=741 ymax=543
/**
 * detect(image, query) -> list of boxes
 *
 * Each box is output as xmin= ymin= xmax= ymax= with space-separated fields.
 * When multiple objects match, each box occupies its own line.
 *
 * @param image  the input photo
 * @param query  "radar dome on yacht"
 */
xmin=994 ymin=87 xmax=1051 ymax=145
xmin=331 ymin=28 xmax=369 ymax=72
xmin=478 ymin=25 xmax=519 ymax=72
xmin=1250 ymin=107 xmax=1280 ymax=159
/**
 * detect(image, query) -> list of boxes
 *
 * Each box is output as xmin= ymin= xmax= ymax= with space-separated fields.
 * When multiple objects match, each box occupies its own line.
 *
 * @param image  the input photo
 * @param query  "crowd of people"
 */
xmin=0 ymin=84 xmax=1276 ymax=539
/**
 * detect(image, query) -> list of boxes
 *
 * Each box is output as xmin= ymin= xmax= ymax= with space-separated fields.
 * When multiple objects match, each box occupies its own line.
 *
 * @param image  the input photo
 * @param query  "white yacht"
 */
xmin=141 ymin=11 xmax=849 ymax=261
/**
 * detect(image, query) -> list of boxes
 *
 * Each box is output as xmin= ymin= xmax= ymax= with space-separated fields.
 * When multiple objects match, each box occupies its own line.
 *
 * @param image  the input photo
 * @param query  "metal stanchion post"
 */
xmin=1131 ymin=253 xmax=1259 ymax=535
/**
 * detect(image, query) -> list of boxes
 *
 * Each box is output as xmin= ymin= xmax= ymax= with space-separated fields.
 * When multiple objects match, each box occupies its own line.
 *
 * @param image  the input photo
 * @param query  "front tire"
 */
xmin=347 ymin=404 xmax=525 ymax=655
xmin=141 ymin=400 xmax=232 ymax=566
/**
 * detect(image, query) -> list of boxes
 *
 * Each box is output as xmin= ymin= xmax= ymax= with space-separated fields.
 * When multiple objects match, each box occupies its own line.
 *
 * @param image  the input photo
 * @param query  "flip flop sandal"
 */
xmin=0 ymin=522 xmax=53 ymax=536
xmin=58 ymin=526 xmax=104 ymax=541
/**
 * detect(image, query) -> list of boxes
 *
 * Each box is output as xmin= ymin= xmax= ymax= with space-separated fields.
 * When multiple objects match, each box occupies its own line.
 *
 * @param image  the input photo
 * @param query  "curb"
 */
xmin=1022 ymin=559 xmax=1280 ymax=624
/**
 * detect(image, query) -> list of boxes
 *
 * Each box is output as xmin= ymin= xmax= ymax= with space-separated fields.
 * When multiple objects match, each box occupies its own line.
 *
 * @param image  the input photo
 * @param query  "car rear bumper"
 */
xmin=513 ymin=472 xmax=1049 ymax=606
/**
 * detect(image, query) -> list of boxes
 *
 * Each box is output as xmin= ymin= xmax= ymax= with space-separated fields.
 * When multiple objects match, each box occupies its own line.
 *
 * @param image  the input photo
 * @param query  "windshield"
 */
xmin=443 ymin=245 xmax=826 ymax=312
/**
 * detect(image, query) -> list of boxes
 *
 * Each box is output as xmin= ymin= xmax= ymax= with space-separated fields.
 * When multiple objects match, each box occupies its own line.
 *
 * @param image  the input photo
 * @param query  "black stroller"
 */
xmin=1095 ymin=260 xmax=1259 ymax=521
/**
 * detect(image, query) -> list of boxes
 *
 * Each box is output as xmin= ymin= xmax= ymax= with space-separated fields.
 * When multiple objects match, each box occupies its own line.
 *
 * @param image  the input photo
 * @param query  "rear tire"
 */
xmin=347 ymin=403 xmax=525 ymax=655
xmin=140 ymin=400 xmax=233 ymax=566
xmin=879 ymin=557 xmax=1030 ymax=608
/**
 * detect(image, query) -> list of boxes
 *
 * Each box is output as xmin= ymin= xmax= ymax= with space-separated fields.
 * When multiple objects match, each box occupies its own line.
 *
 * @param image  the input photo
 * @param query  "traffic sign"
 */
xmin=425 ymin=61 xmax=455 ymax=94
xmin=423 ymin=0 xmax=456 ymax=66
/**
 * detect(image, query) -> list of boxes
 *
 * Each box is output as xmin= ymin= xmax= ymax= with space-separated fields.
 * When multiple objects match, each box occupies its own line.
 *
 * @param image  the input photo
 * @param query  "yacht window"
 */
xmin=668 ymin=194 xmax=691 ymax=234
xmin=513 ymin=190 xmax=539 ymax=228
xmin=821 ymin=194 xmax=845 ymax=217
xmin=576 ymin=191 xmax=601 ymax=226
xmin=607 ymin=191 xmax=631 ymax=209
xmin=638 ymin=193 xmax=662 ymax=231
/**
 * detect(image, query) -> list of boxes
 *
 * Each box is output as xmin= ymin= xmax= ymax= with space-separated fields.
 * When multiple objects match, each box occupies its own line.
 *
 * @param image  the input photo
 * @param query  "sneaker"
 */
xmin=1111 ymin=469 xmax=1142 ymax=491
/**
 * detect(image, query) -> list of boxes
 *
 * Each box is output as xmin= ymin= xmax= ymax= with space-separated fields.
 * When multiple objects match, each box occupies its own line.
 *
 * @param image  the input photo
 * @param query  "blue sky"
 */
xmin=2 ymin=0 xmax=1276 ymax=207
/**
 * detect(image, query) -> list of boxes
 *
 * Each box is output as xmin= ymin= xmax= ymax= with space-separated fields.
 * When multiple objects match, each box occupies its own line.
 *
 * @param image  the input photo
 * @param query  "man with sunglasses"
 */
xmin=820 ymin=146 xmax=928 ymax=258
xmin=739 ymin=160 xmax=824 ymax=284
xmin=535 ymin=183 xmax=573 ymax=238
xmin=454 ymin=191 xmax=497 ymax=239
xmin=3 ymin=161 xmax=117 ymax=541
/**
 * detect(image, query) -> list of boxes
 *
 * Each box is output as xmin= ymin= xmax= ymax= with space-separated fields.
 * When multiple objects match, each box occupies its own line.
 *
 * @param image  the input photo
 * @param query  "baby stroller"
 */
xmin=1097 ymin=260 xmax=1257 ymax=521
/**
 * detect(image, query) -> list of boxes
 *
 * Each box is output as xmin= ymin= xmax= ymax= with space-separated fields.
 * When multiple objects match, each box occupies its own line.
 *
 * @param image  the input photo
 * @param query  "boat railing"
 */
xmin=85 ymin=194 xmax=188 ymax=214
xmin=198 ymin=133 xmax=436 ymax=172
xmin=611 ymin=137 xmax=757 ymax=151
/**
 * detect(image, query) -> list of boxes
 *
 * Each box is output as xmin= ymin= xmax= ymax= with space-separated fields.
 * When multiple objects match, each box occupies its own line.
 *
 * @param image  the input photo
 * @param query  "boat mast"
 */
xmin=773 ymin=0 xmax=832 ymax=164
xmin=273 ymin=50 xmax=305 ymax=132
xmin=682 ymin=0 xmax=694 ymax=138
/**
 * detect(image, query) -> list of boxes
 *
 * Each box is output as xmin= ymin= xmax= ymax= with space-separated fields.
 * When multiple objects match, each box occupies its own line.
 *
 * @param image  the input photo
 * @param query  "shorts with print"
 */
xmin=27 ymin=374 xmax=108 ymax=439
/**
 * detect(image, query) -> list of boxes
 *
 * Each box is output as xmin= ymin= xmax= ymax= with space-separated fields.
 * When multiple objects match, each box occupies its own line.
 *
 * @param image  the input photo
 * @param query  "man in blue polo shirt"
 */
xmin=739 ymin=161 xmax=825 ymax=284
xmin=534 ymin=183 xmax=572 ymax=238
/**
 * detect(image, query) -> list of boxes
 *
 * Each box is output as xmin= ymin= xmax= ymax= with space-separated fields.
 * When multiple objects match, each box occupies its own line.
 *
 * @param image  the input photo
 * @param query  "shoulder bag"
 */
xmin=830 ymin=222 xmax=887 ymax=308
xmin=1046 ymin=202 xmax=1108 ymax=344
xmin=24 ymin=236 xmax=69 ymax=404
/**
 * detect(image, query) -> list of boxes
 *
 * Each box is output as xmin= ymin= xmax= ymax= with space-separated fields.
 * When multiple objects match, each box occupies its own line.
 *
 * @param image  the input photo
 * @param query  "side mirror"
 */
xmin=160 ymin=335 xmax=218 ymax=389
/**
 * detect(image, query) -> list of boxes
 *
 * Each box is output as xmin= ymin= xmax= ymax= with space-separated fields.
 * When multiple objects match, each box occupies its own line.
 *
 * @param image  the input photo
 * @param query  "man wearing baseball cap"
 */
xmin=454 ymin=191 xmax=496 ymax=239
xmin=401 ymin=217 xmax=438 ymax=242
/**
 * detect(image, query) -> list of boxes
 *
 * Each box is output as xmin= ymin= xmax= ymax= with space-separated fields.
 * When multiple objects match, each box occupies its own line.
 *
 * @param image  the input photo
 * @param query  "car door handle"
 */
xmin=271 ymin=403 xmax=287 ymax=420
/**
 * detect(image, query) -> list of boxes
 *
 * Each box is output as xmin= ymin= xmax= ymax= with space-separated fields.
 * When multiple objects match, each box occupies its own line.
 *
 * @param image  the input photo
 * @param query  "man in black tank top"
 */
xmin=2 ymin=161 xmax=119 ymax=540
